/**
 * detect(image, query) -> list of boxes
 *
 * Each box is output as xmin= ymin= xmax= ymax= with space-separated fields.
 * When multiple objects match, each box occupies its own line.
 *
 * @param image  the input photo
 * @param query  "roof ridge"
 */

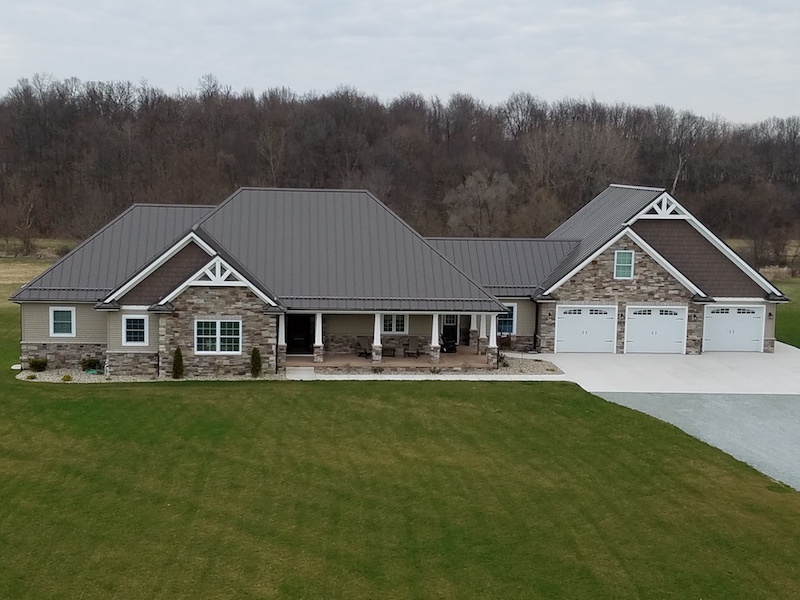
xmin=428 ymin=236 xmax=580 ymax=242
xmin=610 ymin=183 xmax=666 ymax=191
xmin=131 ymin=203 xmax=217 ymax=208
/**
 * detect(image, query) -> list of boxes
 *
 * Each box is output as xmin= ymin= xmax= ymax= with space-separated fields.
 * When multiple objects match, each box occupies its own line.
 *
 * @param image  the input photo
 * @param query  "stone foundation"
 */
xmin=313 ymin=344 xmax=324 ymax=363
xmin=323 ymin=334 xmax=433 ymax=357
xmin=21 ymin=342 xmax=106 ymax=370
xmin=469 ymin=328 xmax=479 ymax=348
xmin=764 ymin=338 xmax=775 ymax=353
xmin=478 ymin=336 xmax=488 ymax=355
xmin=277 ymin=344 xmax=287 ymax=370
xmin=106 ymin=352 xmax=158 ymax=377
xmin=372 ymin=344 xmax=383 ymax=364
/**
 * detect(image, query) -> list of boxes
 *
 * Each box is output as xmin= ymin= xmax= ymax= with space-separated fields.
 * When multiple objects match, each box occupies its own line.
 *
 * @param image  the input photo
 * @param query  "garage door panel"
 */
xmin=703 ymin=306 xmax=764 ymax=352
xmin=625 ymin=307 xmax=687 ymax=354
xmin=555 ymin=306 xmax=616 ymax=353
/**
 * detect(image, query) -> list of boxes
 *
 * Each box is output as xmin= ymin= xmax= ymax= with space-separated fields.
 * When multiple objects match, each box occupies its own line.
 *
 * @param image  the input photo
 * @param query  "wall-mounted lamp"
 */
xmin=692 ymin=313 xmax=697 ymax=322
xmin=769 ymin=312 xmax=774 ymax=320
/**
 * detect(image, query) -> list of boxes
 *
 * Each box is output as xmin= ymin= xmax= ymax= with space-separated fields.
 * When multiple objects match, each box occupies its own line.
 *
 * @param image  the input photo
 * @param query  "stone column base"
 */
xmin=487 ymin=346 xmax=498 ymax=367
xmin=429 ymin=346 xmax=441 ymax=363
xmin=277 ymin=344 xmax=287 ymax=371
xmin=313 ymin=344 xmax=324 ymax=363
xmin=372 ymin=344 xmax=383 ymax=364
xmin=478 ymin=336 xmax=488 ymax=355
xmin=469 ymin=328 xmax=479 ymax=349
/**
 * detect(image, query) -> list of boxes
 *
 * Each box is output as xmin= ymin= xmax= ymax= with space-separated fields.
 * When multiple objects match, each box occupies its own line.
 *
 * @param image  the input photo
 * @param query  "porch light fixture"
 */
xmin=769 ymin=312 xmax=774 ymax=320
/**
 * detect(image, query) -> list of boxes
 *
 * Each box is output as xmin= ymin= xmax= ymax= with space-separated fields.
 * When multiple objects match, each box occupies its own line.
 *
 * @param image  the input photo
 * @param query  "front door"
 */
xmin=443 ymin=315 xmax=458 ymax=344
xmin=286 ymin=314 xmax=314 ymax=354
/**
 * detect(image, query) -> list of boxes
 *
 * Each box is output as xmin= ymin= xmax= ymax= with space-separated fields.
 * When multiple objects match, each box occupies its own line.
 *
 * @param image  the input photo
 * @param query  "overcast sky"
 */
xmin=1 ymin=0 xmax=798 ymax=124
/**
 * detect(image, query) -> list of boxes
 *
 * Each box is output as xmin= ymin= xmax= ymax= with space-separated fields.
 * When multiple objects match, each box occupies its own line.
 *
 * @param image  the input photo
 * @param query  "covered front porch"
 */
xmin=283 ymin=344 xmax=496 ymax=371
xmin=277 ymin=312 xmax=502 ymax=368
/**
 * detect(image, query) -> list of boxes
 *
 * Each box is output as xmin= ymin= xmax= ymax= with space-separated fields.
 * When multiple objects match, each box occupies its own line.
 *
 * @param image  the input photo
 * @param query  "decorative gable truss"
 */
xmin=158 ymin=256 xmax=278 ymax=307
xmin=627 ymin=192 xmax=785 ymax=299
xmin=635 ymin=192 xmax=690 ymax=219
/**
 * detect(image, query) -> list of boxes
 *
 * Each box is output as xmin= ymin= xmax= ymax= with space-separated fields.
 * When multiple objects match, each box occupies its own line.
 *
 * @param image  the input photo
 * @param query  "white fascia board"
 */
xmin=104 ymin=232 xmax=216 ymax=303
xmin=285 ymin=310 xmax=501 ymax=315
xmin=544 ymin=227 xmax=705 ymax=297
xmin=628 ymin=193 xmax=781 ymax=296
xmin=711 ymin=298 xmax=771 ymax=303
xmin=159 ymin=256 xmax=277 ymax=307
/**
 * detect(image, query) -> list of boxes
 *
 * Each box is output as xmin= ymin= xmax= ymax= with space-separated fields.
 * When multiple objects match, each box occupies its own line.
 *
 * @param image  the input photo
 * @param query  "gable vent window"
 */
xmin=195 ymin=319 xmax=242 ymax=354
xmin=614 ymin=250 xmax=634 ymax=279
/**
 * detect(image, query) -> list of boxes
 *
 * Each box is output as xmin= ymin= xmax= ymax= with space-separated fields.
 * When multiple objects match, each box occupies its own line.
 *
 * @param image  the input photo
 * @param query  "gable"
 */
xmin=632 ymin=220 xmax=766 ymax=298
xmin=119 ymin=241 xmax=212 ymax=305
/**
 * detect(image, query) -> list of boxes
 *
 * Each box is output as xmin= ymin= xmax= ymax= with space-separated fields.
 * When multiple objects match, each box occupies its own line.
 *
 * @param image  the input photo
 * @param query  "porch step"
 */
xmin=285 ymin=367 xmax=317 ymax=381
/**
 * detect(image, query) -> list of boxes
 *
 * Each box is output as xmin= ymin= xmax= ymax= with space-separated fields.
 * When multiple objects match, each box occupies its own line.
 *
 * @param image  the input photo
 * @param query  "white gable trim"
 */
xmin=627 ymin=192 xmax=782 ymax=296
xmin=159 ymin=255 xmax=277 ymax=306
xmin=544 ymin=227 xmax=705 ymax=297
xmin=104 ymin=232 xmax=215 ymax=303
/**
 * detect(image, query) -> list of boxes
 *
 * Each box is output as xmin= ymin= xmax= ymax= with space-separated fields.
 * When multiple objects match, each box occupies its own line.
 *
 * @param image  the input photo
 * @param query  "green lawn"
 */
xmin=2 ymin=274 xmax=800 ymax=598
xmin=775 ymin=278 xmax=800 ymax=348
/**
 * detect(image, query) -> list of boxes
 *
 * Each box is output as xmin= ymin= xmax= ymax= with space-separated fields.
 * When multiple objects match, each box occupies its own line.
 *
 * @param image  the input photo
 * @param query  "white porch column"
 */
xmin=479 ymin=314 xmax=487 ymax=338
xmin=313 ymin=312 xmax=324 ymax=363
xmin=278 ymin=314 xmax=286 ymax=346
xmin=470 ymin=313 xmax=477 ymax=330
xmin=373 ymin=313 xmax=382 ymax=347
xmin=431 ymin=313 xmax=440 ymax=348
xmin=488 ymin=314 xmax=498 ymax=348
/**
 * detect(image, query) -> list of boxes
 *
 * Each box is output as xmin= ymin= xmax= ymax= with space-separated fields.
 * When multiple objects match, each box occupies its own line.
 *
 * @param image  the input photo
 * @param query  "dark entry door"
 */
xmin=286 ymin=315 xmax=314 ymax=354
xmin=442 ymin=315 xmax=458 ymax=344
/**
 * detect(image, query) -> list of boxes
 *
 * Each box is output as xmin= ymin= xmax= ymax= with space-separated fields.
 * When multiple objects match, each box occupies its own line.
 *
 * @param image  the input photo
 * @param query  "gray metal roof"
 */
xmin=11 ymin=205 xmax=214 ymax=302
xmin=427 ymin=238 xmax=580 ymax=296
xmin=195 ymin=188 xmax=506 ymax=312
xmin=538 ymin=185 xmax=666 ymax=294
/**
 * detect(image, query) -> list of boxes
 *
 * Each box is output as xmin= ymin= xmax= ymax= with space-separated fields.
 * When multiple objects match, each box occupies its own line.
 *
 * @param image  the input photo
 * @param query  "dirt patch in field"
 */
xmin=0 ymin=258 xmax=52 ymax=285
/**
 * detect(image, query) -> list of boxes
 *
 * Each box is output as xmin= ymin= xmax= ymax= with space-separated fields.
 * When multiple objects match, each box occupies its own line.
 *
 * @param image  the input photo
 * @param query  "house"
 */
xmin=10 ymin=185 xmax=788 ymax=378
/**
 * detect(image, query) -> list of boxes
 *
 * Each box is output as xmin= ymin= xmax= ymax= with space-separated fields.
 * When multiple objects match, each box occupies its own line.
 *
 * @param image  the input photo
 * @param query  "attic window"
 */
xmin=614 ymin=250 xmax=634 ymax=279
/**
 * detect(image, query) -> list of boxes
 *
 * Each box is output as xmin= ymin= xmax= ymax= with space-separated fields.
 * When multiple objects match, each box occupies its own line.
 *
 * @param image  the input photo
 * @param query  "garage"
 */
xmin=703 ymin=305 xmax=764 ymax=352
xmin=555 ymin=305 xmax=616 ymax=353
xmin=624 ymin=306 xmax=687 ymax=353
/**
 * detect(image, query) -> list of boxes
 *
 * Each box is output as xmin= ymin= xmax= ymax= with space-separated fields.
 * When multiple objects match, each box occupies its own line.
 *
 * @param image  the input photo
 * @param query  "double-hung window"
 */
xmin=497 ymin=304 xmax=516 ymax=334
xmin=195 ymin=319 xmax=242 ymax=354
xmin=614 ymin=250 xmax=634 ymax=279
xmin=50 ymin=307 xmax=75 ymax=337
xmin=382 ymin=314 xmax=408 ymax=334
xmin=122 ymin=315 xmax=149 ymax=346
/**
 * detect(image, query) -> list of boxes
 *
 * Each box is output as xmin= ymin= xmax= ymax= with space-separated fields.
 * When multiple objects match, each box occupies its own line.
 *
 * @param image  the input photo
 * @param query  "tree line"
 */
xmin=1 ymin=74 xmax=799 ymax=267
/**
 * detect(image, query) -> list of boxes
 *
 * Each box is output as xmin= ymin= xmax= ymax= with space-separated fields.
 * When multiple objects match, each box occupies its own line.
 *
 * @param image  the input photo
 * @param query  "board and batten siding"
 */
xmin=21 ymin=303 xmax=107 ymax=343
xmin=107 ymin=311 xmax=159 ymax=353
xmin=498 ymin=298 xmax=537 ymax=336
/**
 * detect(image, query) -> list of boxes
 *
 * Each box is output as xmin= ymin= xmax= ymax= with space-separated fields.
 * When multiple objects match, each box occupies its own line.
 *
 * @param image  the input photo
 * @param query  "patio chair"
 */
xmin=404 ymin=336 xmax=420 ymax=358
xmin=356 ymin=336 xmax=372 ymax=359
xmin=440 ymin=335 xmax=457 ymax=354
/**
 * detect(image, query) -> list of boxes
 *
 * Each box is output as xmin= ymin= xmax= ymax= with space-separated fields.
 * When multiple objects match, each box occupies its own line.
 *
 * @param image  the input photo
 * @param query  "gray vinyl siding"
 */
xmin=21 ymin=303 xmax=107 ymax=343
xmin=499 ymin=297 xmax=537 ymax=336
xmin=107 ymin=311 xmax=159 ymax=353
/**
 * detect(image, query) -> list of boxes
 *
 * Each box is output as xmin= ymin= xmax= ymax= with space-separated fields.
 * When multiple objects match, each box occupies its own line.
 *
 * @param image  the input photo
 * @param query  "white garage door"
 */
xmin=555 ymin=306 xmax=616 ymax=353
xmin=703 ymin=306 xmax=764 ymax=352
xmin=625 ymin=306 xmax=687 ymax=354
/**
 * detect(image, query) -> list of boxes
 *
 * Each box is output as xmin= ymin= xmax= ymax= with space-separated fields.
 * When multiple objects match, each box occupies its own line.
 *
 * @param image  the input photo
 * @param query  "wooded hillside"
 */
xmin=1 ymin=74 xmax=798 ymax=267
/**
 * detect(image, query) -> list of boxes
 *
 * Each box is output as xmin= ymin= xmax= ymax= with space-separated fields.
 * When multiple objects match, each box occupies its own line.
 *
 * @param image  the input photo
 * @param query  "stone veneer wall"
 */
xmin=538 ymin=236 xmax=703 ymax=354
xmin=106 ymin=352 xmax=159 ymax=377
xmin=21 ymin=343 xmax=106 ymax=370
xmin=324 ymin=334 xmax=434 ymax=357
xmin=159 ymin=286 xmax=277 ymax=377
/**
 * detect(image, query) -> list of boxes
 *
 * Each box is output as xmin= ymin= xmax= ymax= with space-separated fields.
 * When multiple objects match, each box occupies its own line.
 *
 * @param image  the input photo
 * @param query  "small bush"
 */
xmin=29 ymin=357 xmax=47 ymax=372
xmin=26 ymin=374 xmax=36 ymax=380
xmin=250 ymin=347 xmax=262 ymax=378
xmin=81 ymin=357 xmax=102 ymax=371
xmin=55 ymin=244 xmax=73 ymax=257
xmin=172 ymin=347 xmax=184 ymax=379
xmin=61 ymin=374 xmax=72 ymax=382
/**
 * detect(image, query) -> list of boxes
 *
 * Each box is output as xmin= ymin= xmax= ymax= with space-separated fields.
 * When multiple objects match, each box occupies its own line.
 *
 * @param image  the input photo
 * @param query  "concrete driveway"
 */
xmin=537 ymin=343 xmax=800 ymax=489
xmin=541 ymin=341 xmax=800 ymax=395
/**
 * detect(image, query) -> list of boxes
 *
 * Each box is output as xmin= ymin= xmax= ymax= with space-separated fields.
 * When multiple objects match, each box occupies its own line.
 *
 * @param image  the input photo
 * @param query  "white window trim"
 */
xmin=497 ymin=303 xmax=517 ymax=335
xmin=122 ymin=314 xmax=149 ymax=347
xmin=194 ymin=318 xmax=243 ymax=355
xmin=49 ymin=306 xmax=76 ymax=337
xmin=614 ymin=250 xmax=635 ymax=280
xmin=381 ymin=313 xmax=409 ymax=335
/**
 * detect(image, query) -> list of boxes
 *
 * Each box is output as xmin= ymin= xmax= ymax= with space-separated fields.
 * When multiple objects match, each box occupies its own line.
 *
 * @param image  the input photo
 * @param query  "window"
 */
xmin=497 ymin=303 xmax=517 ymax=334
xmin=632 ymin=309 xmax=651 ymax=316
xmin=614 ymin=250 xmax=634 ymax=279
xmin=195 ymin=319 xmax=241 ymax=354
xmin=659 ymin=309 xmax=678 ymax=316
xmin=382 ymin=314 xmax=408 ymax=334
xmin=444 ymin=315 xmax=457 ymax=326
xmin=737 ymin=308 xmax=756 ymax=314
xmin=563 ymin=308 xmax=582 ymax=315
xmin=50 ymin=307 xmax=75 ymax=337
xmin=123 ymin=315 xmax=149 ymax=346
xmin=589 ymin=308 xmax=608 ymax=315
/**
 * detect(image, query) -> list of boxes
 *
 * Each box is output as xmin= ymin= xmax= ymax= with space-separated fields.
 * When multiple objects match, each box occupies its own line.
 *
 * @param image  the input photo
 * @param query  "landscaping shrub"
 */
xmin=29 ymin=357 xmax=47 ymax=372
xmin=81 ymin=357 xmax=102 ymax=371
xmin=61 ymin=374 xmax=72 ymax=382
xmin=25 ymin=374 xmax=36 ymax=380
xmin=172 ymin=347 xmax=184 ymax=379
xmin=250 ymin=347 xmax=262 ymax=378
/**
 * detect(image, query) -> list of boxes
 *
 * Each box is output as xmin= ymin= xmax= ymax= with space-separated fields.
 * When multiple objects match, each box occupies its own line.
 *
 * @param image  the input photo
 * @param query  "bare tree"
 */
xmin=444 ymin=171 xmax=517 ymax=236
